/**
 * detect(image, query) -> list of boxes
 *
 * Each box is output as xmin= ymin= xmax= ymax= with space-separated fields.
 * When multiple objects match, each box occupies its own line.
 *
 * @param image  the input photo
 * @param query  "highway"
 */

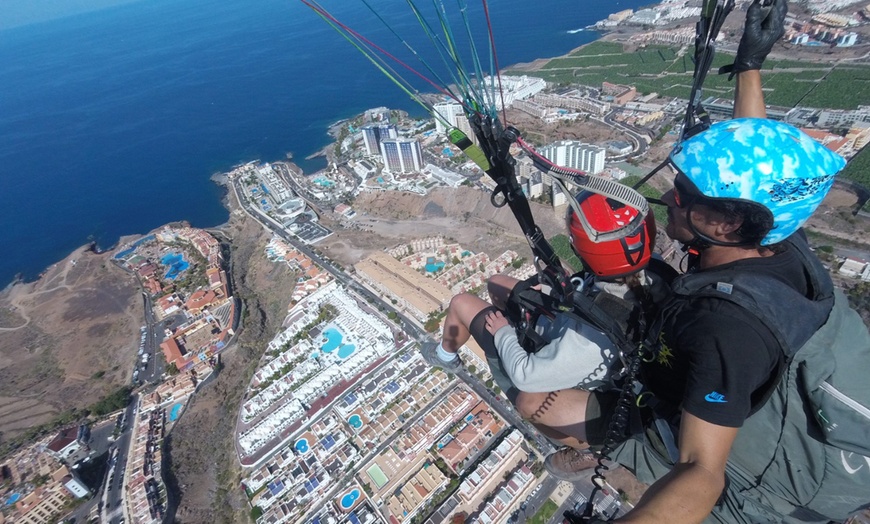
xmin=598 ymin=110 xmax=651 ymax=162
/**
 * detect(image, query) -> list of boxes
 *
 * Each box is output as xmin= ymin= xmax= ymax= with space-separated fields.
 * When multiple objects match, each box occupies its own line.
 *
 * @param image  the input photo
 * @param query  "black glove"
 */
xmin=723 ymin=0 xmax=788 ymax=78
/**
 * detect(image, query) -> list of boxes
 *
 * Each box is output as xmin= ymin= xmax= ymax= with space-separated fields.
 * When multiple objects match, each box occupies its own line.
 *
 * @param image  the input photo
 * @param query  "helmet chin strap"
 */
xmin=683 ymin=202 xmax=754 ymax=250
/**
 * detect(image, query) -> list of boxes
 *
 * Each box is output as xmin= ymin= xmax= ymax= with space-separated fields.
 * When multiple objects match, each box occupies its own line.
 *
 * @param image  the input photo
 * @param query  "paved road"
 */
xmin=231 ymin=176 xmax=425 ymax=340
xmin=106 ymin=399 xmax=138 ymax=524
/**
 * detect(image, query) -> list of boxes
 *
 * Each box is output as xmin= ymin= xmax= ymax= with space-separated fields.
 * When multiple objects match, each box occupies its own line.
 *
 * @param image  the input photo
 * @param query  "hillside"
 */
xmin=0 ymin=243 xmax=142 ymax=446
xmin=321 ymin=186 xmax=569 ymax=266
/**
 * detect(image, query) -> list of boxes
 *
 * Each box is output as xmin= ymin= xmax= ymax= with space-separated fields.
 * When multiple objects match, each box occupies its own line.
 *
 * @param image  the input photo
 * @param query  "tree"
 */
xmin=424 ymin=318 xmax=440 ymax=333
xmin=618 ymin=488 xmax=630 ymax=503
xmin=468 ymin=365 xmax=477 ymax=374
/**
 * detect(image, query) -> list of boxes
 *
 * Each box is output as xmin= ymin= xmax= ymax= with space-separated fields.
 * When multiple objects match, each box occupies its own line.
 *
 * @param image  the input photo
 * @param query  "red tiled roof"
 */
xmin=161 ymin=338 xmax=185 ymax=368
xmin=47 ymin=427 xmax=78 ymax=452
xmin=186 ymin=290 xmax=216 ymax=312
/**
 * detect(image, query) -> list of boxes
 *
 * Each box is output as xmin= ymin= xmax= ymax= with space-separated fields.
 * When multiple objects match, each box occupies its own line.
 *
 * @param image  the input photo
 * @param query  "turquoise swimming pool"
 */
xmin=321 ymin=327 xmax=342 ymax=353
xmin=340 ymin=488 xmax=361 ymax=510
xmin=320 ymin=326 xmax=357 ymax=359
xmin=425 ymin=256 xmax=445 ymax=273
xmin=161 ymin=252 xmax=189 ymax=280
xmin=169 ymin=403 xmax=183 ymax=421
xmin=338 ymin=344 xmax=356 ymax=359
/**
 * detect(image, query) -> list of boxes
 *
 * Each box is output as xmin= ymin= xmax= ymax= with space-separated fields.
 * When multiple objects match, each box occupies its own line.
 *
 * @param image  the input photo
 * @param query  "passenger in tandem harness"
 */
xmin=421 ymin=191 xmax=671 ymax=415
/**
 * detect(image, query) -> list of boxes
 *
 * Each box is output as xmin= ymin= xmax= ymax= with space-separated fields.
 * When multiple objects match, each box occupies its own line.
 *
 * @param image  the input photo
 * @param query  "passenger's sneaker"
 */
xmin=419 ymin=341 xmax=462 ymax=373
xmin=544 ymin=447 xmax=599 ymax=481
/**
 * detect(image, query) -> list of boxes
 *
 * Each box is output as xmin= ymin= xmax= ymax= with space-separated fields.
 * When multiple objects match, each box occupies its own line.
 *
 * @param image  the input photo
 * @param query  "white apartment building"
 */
xmin=535 ymin=92 xmax=611 ymax=116
xmin=434 ymin=102 xmax=466 ymax=135
xmin=539 ymin=140 xmax=606 ymax=174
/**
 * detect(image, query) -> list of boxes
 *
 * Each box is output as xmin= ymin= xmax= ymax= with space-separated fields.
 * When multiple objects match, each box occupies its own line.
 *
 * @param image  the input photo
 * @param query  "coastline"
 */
xmin=0 ymin=27 xmax=622 ymax=291
xmin=0 ymin=0 xmax=653 ymax=301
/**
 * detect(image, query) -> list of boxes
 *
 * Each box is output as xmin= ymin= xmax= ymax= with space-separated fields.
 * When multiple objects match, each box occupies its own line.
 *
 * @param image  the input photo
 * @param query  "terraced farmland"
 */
xmin=511 ymin=41 xmax=870 ymax=110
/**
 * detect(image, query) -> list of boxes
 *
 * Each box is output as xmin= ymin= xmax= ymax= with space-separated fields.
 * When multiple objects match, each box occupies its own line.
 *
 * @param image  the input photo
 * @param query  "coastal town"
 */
xmin=2 ymin=0 xmax=870 ymax=523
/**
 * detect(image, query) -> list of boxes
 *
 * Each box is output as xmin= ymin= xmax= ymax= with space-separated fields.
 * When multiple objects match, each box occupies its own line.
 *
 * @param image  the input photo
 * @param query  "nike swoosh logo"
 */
xmin=705 ymin=392 xmax=727 ymax=403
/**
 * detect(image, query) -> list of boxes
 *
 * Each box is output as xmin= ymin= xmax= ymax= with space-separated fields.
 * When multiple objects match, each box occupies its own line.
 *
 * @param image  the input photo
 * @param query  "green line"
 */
xmin=361 ymin=0 xmax=460 ymax=103
xmin=449 ymin=128 xmax=491 ymax=171
xmin=306 ymin=4 xmax=436 ymax=119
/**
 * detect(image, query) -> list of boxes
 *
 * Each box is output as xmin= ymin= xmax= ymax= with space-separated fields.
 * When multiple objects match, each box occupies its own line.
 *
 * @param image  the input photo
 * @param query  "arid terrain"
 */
xmin=0 ymin=242 xmax=142 ymax=445
xmin=320 ymin=186 xmax=570 ymax=267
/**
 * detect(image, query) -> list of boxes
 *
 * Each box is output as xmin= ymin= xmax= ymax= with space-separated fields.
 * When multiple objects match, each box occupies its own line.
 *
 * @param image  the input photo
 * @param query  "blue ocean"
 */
xmin=0 ymin=0 xmax=651 ymax=286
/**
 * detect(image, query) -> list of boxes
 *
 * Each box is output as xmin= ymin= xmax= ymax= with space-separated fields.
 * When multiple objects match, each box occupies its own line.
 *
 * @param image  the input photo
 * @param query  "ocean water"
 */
xmin=0 ymin=0 xmax=651 ymax=286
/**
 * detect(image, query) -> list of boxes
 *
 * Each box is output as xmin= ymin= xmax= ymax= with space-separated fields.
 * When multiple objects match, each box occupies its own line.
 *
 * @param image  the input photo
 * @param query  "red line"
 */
xmin=481 ymin=0 xmax=507 ymax=123
xmin=516 ymin=137 xmax=588 ymax=177
xmin=300 ymin=0 xmax=460 ymax=104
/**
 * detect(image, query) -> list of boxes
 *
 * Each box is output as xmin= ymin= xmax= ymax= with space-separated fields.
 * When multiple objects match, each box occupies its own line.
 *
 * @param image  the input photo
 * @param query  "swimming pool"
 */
xmin=425 ymin=256 xmax=445 ymax=273
xmin=321 ymin=327 xmax=343 ymax=353
xmin=348 ymin=414 xmax=363 ymax=429
xmin=5 ymin=493 xmax=20 ymax=505
xmin=295 ymin=438 xmax=310 ymax=454
xmin=313 ymin=177 xmax=335 ymax=188
xmin=339 ymin=488 xmax=361 ymax=510
xmin=161 ymin=252 xmax=190 ymax=280
xmin=337 ymin=344 xmax=356 ymax=359
xmin=321 ymin=326 xmax=357 ymax=359
xmin=169 ymin=403 xmax=183 ymax=421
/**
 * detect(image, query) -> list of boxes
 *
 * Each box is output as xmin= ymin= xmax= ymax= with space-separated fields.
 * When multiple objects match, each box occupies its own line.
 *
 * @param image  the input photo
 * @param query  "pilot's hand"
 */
xmin=733 ymin=0 xmax=788 ymax=74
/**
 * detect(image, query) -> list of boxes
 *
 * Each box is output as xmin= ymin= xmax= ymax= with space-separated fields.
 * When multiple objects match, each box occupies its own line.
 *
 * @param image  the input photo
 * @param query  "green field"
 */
xmin=841 ymin=146 xmax=870 ymax=190
xmin=509 ymin=40 xmax=869 ymax=110
xmin=527 ymin=499 xmax=559 ymax=524
xmin=366 ymin=464 xmax=389 ymax=489
xmin=549 ymin=234 xmax=584 ymax=273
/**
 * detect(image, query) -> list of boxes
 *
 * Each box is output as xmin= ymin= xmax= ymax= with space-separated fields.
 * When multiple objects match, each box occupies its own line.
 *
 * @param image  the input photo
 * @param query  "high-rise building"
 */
xmin=434 ymin=102 xmax=465 ymax=135
xmin=380 ymin=138 xmax=423 ymax=173
xmin=539 ymin=140 xmax=606 ymax=174
xmin=361 ymin=124 xmax=398 ymax=155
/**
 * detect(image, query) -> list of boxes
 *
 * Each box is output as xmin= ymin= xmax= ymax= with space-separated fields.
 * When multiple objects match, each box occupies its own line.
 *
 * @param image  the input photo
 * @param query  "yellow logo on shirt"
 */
xmin=656 ymin=333 xmax=674 ymax=368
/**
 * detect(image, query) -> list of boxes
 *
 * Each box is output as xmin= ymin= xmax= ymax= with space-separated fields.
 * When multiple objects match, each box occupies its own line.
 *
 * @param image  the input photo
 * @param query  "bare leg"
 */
xmin=514 ymin=389 xmax=591 ymax=448
xmin=441 ymin=293 xmax=494 ymax=353
xmin=488 ymin=274 xmax=521 ymax=310
xmin=438 ymin=274 xmax=519 ymax=354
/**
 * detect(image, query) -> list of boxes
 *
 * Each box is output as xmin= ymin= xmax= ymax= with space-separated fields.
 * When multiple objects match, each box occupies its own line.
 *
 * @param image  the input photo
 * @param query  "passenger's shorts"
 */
xmin=583 ymin=390 xmax=623 ymax=446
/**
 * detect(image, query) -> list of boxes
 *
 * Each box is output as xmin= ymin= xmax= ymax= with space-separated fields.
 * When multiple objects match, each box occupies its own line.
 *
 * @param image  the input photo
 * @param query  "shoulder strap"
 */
xmin=668 ymin=234 xmax=833 ymax=358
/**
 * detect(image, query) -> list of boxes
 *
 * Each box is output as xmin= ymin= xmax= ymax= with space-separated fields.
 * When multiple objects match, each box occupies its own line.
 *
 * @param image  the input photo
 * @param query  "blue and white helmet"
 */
xmin=670 ymin=118 xmax=846 ymax=245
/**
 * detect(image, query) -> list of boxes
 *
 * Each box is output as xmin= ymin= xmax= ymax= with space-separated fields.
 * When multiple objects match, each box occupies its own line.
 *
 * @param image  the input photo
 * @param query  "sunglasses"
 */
xmin=673 ymin=175 xmax=705 ymax=208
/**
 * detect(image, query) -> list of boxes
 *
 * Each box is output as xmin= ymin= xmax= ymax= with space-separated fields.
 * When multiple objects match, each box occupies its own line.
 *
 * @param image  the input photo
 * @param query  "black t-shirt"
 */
xmin=643 ymin=245 xmax=811 ymax=428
